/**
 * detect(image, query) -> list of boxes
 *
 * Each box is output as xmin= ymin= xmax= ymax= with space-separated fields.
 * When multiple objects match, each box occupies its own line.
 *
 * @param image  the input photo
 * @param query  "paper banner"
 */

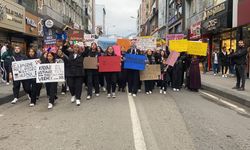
xmin=83 ymin=57 xmax=98 ymax=69
xmin=112 ymin=45 xmax=121 ymax=56
xmin=166 ymin=51 xmax=180 ymax=66
xmin=37 ymin=63 xmax=65 ymax=83
xmin=136 ymin=36 xmax=157 ymax=51
xmin=187 ymin=41 xmax=208 ymax=56
xmin=98 ymin=56 xmax=121 ymax=72
xmin=140 ymin=64 xmax=161 ymax=81
xmin=169 ymin=39 xmax=188 ymax=52
xmin=124 ymin=54 xmax=146 ymax=71
xmin=117 ymin=39 xmax=131 ymax=51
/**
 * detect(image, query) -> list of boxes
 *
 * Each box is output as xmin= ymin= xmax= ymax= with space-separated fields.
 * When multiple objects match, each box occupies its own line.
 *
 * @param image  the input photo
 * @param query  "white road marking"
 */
xmin=127 ymin=93 xmax=147 ymax=150
xmin=200 ymin=91 xmax=249 ymax=115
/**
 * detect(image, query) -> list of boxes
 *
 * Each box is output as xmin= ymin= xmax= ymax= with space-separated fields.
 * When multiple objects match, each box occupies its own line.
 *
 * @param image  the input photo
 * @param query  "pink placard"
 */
xmin=166 ymin=51 xmax=180 ymax=67
xmin=112 ymin=45 xmax=121 ymax=56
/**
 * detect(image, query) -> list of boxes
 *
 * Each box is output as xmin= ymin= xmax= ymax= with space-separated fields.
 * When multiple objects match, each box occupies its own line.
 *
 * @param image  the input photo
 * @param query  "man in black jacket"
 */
xmin=230 ymin=40 xmax=248 ymax=91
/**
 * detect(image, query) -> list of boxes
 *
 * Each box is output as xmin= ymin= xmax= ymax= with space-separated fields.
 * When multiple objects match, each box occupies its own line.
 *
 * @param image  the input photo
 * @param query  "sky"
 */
xmin=95 ymin=0 xmax=140 ymax=37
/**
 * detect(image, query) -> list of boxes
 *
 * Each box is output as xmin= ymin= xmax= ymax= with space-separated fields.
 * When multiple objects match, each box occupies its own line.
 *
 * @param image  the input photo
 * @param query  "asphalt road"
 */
xmin=0 ymin=87 xmax=249 ymax=150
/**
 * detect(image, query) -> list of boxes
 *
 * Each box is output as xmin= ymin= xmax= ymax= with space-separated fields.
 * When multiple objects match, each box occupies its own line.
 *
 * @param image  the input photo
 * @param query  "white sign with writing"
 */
xmin=136 ymin=36 xmax=157 ymax=51
xmin=12 ymin=59 xmax=39 ymax=81
xmin=84 ymin=34 xmax=95 ymax=46
xmin=36 ymin=63 xmax=65 ymax=83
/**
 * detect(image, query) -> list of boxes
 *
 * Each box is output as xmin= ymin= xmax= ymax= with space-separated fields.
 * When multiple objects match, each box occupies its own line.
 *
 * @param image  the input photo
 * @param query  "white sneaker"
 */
xmin=29 ymin=103 xmax=35 ymax=107
xmin=149 ymin=91 xmax=152 ymax=94
xmin=48 ymin=103 xmax=53 ymax=109
xmin=163 ymin=91 xmax=167 ymax=94
xmin=173 ymin=88 xmax=177 ymax=91
xmin=129 ymin=93 xmax=132 ymax=96
xmin=11 ymin=98 xmax=18 ymax=104
xmin=76 ymin=99 xmax=80 ymax=106
xmin=160 ymin=90 xmax=163 ymax=94
xmin=107 ymin=94 xmax=111 ymax=98
xmin=102 ymin=87 xmax=106 ymax=92
xmin=71 ymin=96 xmax=76 ymax=103
xmin=86 ymin=95 xmax=91 ymax=100
xmin=225 ymin=75 xmax=228 ymax=78
xmin=138 ymin=89 xmax=141 ymax=93
xmin=6 ymin=82 xmax=10 ymax=85
xmin=27 ymin=94 xmax=31 ymax=101
xmin=66 ymin=87 xmax=69 ymax=91
xmin=176 ymin=89 xmax=180 ymax=92
xmin=112 ymin=93 xmax=116 ymax=98
xmin=96 ymin=93 xmax=100 ymax=97
xmin=61 ymin=92 xmax=66 ymax=95
xmin=146 ymin=92 xmax=149 ymax=95
xmin=92 ymin=90 xmax=95 ymax=94
xmin=132 ymin=94 xmax=136 ymax=97
xmin=213 ymin=74 xmax=216 ymax=76
xmin=222 ymin=75 xmax=224 ymax=77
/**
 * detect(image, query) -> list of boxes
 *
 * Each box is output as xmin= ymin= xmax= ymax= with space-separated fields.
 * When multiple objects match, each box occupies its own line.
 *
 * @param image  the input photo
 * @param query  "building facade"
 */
xmin=95 ymin=4 xmax=106 ymax=36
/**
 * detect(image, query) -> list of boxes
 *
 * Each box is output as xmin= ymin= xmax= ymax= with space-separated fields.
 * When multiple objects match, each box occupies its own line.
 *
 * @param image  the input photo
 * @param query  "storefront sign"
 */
xmin=25 ymin=11 xmax=39 ymax=36
xmin=0 ymin=0 xmax=25 ymax=32
xmin=190 ymin=22 xmax=201 ymax=39
xmin=203 ymin=2 xmax=226 ymax=21
xmin=45 ymin=19 xmax=54 ymax=28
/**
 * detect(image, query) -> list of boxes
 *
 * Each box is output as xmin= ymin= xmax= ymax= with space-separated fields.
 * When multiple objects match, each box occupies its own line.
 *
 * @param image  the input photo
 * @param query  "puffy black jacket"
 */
xmin=64 ymin=53 xmax=85 ymax=77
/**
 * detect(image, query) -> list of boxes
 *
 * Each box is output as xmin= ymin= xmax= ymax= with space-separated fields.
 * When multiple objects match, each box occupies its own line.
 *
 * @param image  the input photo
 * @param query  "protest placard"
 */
xmin=117 ymin=39 xmax=131 ymax=51
xmin=98 ymin=56 xmax=121 ymax=72
xmin=187 ymin=41 xmax=208 ymax=56
xmin=112 ymin=45 xmax=121 ymax=56
xmin=97 ymin=37 xmax=117 ymax=50
xmin=84 ymin=34 xmax=95 ymax=46
xmin=140 ymin=65 xmax=161 ymax=81
xmin=67 ymin=29 xmax=84 ymax=41
xmin=169 ymin=39 xmax=188 ymax=52
xmin=36 ymin=63 xmax=65 ymax=83
xmin=166 ymin=34 xmax=185 ymax=46
xmin=83 ymin=57 xmax=98 ymax=69
xmin=166 ymin=51 xmax=180 ymax=66
xmin=136 ymin=36 xmax=157 ymax=51
xmin=12 ymin=59 xmax=39 ymax=81
xmin=124 ymin=54 xmax=146 ymax=71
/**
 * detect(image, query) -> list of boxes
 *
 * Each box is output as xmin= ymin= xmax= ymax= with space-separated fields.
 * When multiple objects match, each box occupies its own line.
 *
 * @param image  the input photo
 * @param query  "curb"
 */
xmin=0 ymin=91 xmax=25 ymax=105
xmin=201 ymin=83 xmax=250 ymax=107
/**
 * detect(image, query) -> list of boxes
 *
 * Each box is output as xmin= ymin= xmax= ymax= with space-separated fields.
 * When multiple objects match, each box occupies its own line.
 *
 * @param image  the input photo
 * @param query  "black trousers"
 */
xmin=13 ymin=80 xmax=31 ymax=98
xmin=45 ymin=82 xmax=57 ymax=104
xmin=104 ymin=73 xmax=117 ymax=94
xmin=67 ymin=77 xmax=83 ymax=100
xmin=172 ymin=66 xmax=183 ymax=89
xmin=144 ymin=80 xmax=154 ymax=92
xmin=221 ymin=65 xmax=228 ymax=75
xmin=99 ymin=73 xmax=105 ymax=87
xmin=29 ymin=80 xmax=41 ymax=104
xmin=61 ymin=78 xmax=67 ymax=93
xmin=161 ymin=80 xmax=168 ymax=91
xmin=118 ymin=69 xmax=127 ymax=90
xmin=4 ymin=64 xmax=10 ymax=83
xmin=127 ymin=69 xmax=140 ymax=94
xmin=235 ymin=64 xmax=246 ymax=88
xmin=87 ymin=70 xmax=99 ymax=96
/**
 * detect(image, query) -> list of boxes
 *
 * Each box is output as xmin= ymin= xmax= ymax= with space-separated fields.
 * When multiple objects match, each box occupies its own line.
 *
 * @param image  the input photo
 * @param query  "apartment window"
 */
xmin=18 ymin=0 xmax=37 ymax=12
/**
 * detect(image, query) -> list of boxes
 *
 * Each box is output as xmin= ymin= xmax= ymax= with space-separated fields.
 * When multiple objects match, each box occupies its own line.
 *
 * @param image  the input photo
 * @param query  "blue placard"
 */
xmin=124 ymin=54 xmax=146 ymax=71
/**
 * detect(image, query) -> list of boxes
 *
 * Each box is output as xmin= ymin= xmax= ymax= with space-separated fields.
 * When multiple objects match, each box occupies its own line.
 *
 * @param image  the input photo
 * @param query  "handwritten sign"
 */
xmin=166 ymin=51 xmax=180 ymax=66
xmin=166 ymin=34 xmax=185 ymax=46
xmin=37 ymin=63 xmax=65 ymax=83
xmin=117 ymin=39 xmax=131 ymax=51
xmin=124 ymin=54 xmax=146 ymax=71
xmin=83 ymin=57 xmax=98 ymax=69
xmin=12 ymin=59 xmax=39 ymax=81
xmin=169 ymin=39 xmax=188 ymax=52
xmin=112 ymin=45 xmax=121 ymax=56
xmin=98 ymin=56 xmax=121 ymax=72
xmin=140 ymin=65 xmax=161 ymax=81
xmin=67 ymin=29 xmax=84 ymax=41
xmin=136 ymin=36 xmax=157 ymax=51
xmin=84 ymin=34 xmax=95 ymax=46
xmin=187 ymin=41 xmax=208 ymax=56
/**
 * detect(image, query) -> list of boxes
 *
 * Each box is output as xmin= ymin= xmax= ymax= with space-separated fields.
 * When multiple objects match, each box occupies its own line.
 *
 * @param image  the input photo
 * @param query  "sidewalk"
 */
xmin=201 ymin=72 xmax=250 ymax=107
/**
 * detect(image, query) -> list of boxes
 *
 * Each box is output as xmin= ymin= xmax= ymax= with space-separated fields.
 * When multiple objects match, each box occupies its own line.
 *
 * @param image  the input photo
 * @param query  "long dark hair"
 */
xmin=105 ymin=46 xmax=115 ymax=56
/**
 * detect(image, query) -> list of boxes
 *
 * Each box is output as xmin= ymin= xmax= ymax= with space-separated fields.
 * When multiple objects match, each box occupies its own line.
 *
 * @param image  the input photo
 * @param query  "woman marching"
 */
xmin=144 ymin=49 xmax=155 ymax=94
xmin=103 ymin=46 xmax=118 ymax=98
xmin=85 ymin=42 xmax=100 ymax=100
xmin=27 ymin=48 xmax=42 ymax=106
xmin=59 ymin=44 xmax=85 ymax=106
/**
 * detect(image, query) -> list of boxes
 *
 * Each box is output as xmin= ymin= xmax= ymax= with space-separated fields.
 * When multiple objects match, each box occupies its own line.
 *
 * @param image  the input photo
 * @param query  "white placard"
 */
xmin=12 ymin=59 xmax=39 ymax=81
xmin=136 ymin=36 xmax=157 ymax=51
xmin=36 ymin=63 xmax=65 ymax=83
xmin=84 ymin=34 xmax=95 ymax=46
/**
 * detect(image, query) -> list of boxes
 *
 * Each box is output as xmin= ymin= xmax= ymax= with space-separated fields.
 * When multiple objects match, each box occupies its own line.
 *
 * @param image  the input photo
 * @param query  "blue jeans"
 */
xmin=213 ymin=64 xmax=219 ymax=74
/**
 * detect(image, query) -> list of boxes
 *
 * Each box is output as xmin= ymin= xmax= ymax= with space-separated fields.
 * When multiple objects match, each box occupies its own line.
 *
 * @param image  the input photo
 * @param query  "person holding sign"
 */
xmin=85 ymin=42 xmax=101 ymax=100
xmin=59 ymin=44 xmax=85 ymax=106
xmin=103 ymin=46 xmax=118 ymax=98
xmin=40 ymin=51 xmax=58 ymax=109
xmin=9 ymin=46 xmax=31 ymax=104
xmin=160 ymin=59 xmax=171 ymax=94
xmin=144 ymin=49 xmax=155 ymax=95
xmin=126 ymin=39 xmax=142 ymax=97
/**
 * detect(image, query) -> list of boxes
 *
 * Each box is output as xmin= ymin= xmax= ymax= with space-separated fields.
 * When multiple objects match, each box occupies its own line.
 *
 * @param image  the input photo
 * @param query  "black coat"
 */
xmin=127 ymin=48 xmax=142 ymax=55
xmin=64 ymin=53 xmax=85 ymax=77
xmin=229 ymin=47 xmax=248 ymax=65
xmin=219 ymin=51 xmax=229 ymax=66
